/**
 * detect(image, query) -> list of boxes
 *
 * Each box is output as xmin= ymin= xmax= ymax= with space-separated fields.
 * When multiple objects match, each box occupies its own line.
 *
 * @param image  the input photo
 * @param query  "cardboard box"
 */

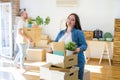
xmin=83 ymin=31 xmax=93 ymax=40
xmin=46 ymin=53 xmax=78 ymax=68
xmin=23 ymin=28 xmax=42 ymax=43
xmin=35 ymin=40 xmax=49 ymax=48
xmin=41 ymin=34 xmax=49 ymax=40
xmin=40 ymin=63 xmax=79 ymax=80
xmin=84 ymin=69 xmax=90 ymax=80
xmin=26 ymin=49 xmax=46 ymax=61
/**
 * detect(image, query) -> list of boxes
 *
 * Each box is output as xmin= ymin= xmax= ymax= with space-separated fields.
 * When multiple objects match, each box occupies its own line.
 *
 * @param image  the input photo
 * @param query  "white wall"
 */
xmin=114 ymin=0 xmax=120 ymax=18
xmin=20 ymin=0 xmax=116 ymax=40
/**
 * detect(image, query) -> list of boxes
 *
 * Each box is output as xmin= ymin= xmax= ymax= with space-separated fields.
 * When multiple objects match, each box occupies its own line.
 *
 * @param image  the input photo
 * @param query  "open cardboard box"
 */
xmin=46 ymin=53 xmax=78 ymax=68
xmin=40 ymin=63 xmax=79 ymax=80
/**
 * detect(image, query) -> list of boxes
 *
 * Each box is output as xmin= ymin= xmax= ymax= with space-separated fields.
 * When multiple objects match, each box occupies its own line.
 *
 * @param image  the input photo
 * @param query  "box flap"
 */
xmin=51 ymin=42 xmax=65 ymax=56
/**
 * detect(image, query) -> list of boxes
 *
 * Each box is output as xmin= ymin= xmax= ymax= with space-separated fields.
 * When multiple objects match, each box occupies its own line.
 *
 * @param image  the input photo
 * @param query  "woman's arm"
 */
xmin=55 ymin=30 xmax=64 ymax=42
xmin=77 ymin=31 xmax=87 ymax=52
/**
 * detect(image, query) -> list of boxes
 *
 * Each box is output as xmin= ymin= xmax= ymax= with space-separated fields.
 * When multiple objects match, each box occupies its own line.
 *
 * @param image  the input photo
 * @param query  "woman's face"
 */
xmin=66 ymin=15 xmax=76 ymax=28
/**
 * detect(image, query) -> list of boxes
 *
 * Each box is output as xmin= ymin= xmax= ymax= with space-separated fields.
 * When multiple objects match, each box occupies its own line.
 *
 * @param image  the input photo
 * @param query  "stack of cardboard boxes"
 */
xmin=23 ymin=27 xmax=51 ymax=61
xmin=40 ymin=53 xmax=79 ymax=80
xmin=23 ymin=27 xmax=51 ymax=48
xmin=40 ymin=42 xmax=79 ymax=80
xmin=112 ymin=19 xmax=120 ymax=65
xmin=23 ymin=28 xmax=90 ymax=79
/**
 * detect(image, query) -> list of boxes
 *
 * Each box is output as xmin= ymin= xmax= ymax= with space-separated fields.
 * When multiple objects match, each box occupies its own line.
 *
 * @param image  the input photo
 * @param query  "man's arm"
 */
xmin=18 ymin=28 xmax=32 ymax=42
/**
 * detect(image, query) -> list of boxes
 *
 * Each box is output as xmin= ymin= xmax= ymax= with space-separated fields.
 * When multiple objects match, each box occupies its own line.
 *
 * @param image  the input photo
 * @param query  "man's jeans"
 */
xmin=14 ymin=43 xmax=27 ymax=69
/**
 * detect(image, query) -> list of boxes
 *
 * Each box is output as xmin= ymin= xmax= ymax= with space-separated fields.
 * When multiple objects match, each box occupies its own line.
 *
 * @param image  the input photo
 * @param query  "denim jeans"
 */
xmin=78 ymin=53 xmax=85 ymax=80
xmin=14 ymin=43 xmax=27 ymax=69
xmin=78 ymin=63 xmax=85 ymax=80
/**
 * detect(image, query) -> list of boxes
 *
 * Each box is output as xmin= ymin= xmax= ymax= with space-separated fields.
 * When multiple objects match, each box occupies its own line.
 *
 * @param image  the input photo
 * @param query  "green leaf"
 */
xmin=28 ymin=18 xmax=33 ymax=24
xmin=36 ymin=16 xmax=43 ymax=25
xmin=44 ymin=16 xmax=50 ymax=25
xmin=65 ymin=41 xmax=76 ymax=51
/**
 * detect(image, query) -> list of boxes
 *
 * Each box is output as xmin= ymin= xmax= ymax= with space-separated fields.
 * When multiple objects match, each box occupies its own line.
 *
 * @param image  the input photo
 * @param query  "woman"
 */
xmin=55 ymin=13 xmax=87 ymax=80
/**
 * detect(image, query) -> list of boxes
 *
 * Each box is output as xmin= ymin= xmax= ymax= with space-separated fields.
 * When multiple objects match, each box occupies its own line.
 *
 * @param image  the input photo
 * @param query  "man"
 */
xmin=14 ymin=10 xmax=32 ymax=70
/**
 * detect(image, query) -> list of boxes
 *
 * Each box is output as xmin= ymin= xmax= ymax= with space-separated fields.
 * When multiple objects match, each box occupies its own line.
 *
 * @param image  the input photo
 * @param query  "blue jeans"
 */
xmin=78 ymin=53 xmax=85 ymax=80
xmin=14 ymin=43 xmax=19 ymax=58
xmin=14 ymin=43 xmax=27 ymax=69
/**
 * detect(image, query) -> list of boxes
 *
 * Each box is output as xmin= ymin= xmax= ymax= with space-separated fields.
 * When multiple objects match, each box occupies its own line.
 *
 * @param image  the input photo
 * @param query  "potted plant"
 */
xmin=65 ymin=41 xmax=76 ymax=56
xmin=103 ymin=32 xmax=113 ymax=41
xmin=36 ymin=16 xmax=43 ymax=26
xmin=44 ymin=16 xmax=50 ymax=25
xmin=27 ymin=18 xmax=33 ymax=28
xmin=35 ymin=16 xmax=50 ymax=27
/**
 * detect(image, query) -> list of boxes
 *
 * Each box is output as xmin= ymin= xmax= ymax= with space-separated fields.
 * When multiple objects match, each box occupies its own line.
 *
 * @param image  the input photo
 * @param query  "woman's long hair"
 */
xmin=66 ymin=13 xmax=82 ymax=30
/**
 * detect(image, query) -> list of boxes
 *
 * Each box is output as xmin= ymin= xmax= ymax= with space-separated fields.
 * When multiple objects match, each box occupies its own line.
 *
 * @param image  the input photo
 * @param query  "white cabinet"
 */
xmin=85 ymin=40 xmax=113 ymax=59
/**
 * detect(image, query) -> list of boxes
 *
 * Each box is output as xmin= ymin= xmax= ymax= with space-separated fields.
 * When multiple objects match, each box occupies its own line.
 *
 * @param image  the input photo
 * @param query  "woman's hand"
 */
xmin=74 ymin=48 xmax=80 ymax=53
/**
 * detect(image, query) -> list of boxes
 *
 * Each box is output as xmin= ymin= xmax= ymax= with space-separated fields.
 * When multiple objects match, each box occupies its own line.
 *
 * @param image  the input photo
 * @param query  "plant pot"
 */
xmin=106 ymin=38 xmax=113 ymax=41
xmin=32 ymin=24 xmax=38 ymax=28
xmin=66 ymin=50 xmax=74 ymax=56
xmin=28 ymin=24 xmax=32 ymax=28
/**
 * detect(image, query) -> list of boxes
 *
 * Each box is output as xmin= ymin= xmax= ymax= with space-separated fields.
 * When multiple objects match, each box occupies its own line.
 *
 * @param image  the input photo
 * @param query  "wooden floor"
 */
xmin=0 ymin=57 xmax=120 ymax=80
xmin=86 ymin=59 xmax=120 ymax=80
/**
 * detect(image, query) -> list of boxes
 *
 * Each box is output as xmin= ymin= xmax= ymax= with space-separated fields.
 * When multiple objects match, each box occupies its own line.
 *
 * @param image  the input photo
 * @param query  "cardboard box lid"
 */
xmin=40 ymin=63 xmax=79 ymax=73
xmin=51 ymin=42 xmax=65 ymax=55
xmin=50 ymin=65 xmax=79 ymax=73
